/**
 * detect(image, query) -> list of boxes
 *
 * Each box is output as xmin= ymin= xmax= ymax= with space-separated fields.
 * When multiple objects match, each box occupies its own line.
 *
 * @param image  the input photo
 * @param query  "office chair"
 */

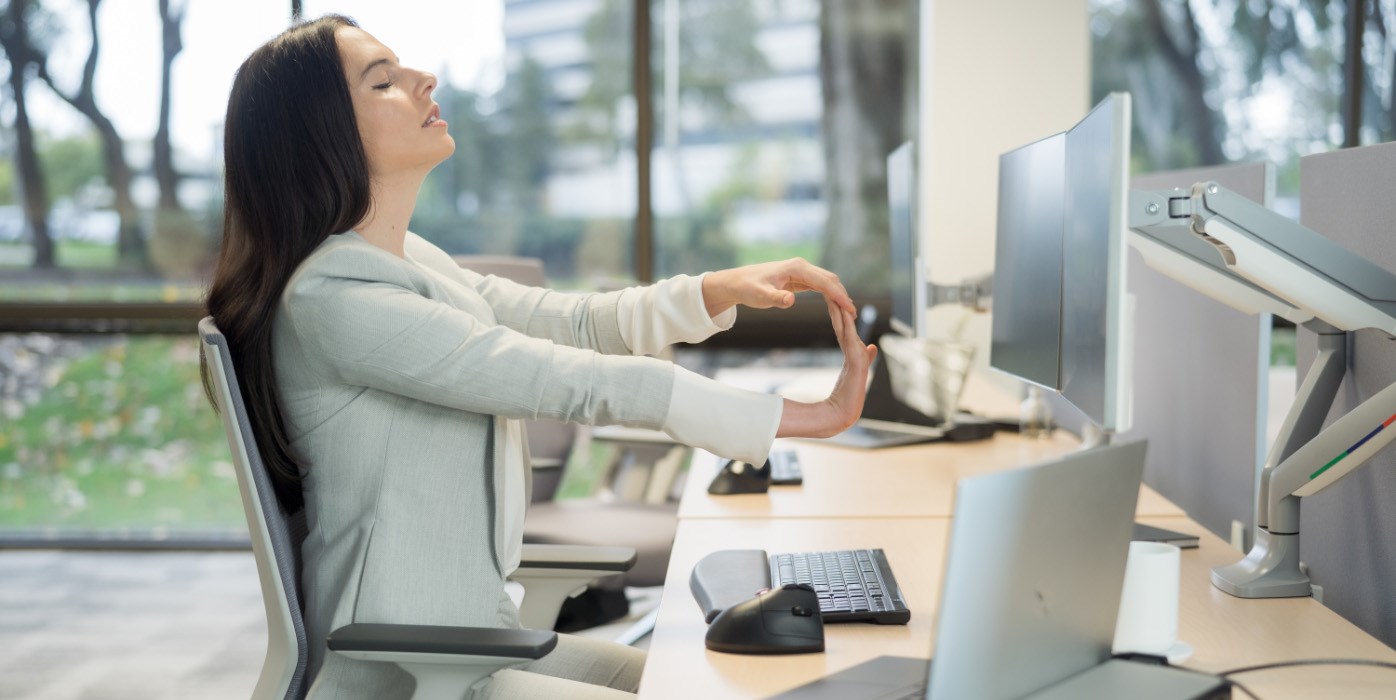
xmin=199 ymin=317 xmax=639 ymax=699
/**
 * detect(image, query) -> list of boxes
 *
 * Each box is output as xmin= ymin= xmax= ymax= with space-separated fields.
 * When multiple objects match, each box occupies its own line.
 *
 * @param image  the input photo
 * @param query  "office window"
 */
xmin=1090 ymin=0 xmax=1346 ymax=207
xmin=649 ymin=0 xmax=917 ymax=297
xmin=1361 ymin=0 xmax=1396 ymax=143
xmin=0 ymin=1 xmax=293 ymax=542
xmin=400 ymin=0 xmax=639 ymax=288
xmin=0 ymin=333 xmax=245 ymax=540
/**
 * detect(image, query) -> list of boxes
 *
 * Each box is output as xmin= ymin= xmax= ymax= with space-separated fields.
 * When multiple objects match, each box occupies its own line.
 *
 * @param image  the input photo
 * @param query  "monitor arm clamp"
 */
xmin=926 ymin=273 xmax=993 ymax=313
xmin=1130 ymin=181 xmax=1396 ymax=598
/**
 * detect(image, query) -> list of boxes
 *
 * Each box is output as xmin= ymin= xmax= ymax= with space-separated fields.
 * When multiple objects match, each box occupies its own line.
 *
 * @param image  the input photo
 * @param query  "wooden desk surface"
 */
xmin=678 ymin=432 xmax=1187 ymax=520
xmin=639 ymin=517 xmax=1396 ymax=699
xmin=1139 ymin=517 xmax=1396 ymax=699
xmin=639 ymin=518 xmax=949 ymax=700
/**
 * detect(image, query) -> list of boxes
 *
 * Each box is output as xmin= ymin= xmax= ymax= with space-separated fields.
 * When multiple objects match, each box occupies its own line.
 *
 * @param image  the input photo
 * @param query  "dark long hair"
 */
xmin=200 ymin=14 xmax=370 ymax=511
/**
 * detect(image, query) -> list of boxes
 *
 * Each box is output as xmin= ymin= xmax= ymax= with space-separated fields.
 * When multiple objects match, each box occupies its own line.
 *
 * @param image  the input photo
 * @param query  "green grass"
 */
xmin=0 ymin=336 xmax=244 ymax=530
xmin=1271 ymin=326 xmax=1297 ymax=368
xmin=0 ymin=241 xmax=206 ymax=303
xmin=0 ymin=240 xmax=119 ymax=269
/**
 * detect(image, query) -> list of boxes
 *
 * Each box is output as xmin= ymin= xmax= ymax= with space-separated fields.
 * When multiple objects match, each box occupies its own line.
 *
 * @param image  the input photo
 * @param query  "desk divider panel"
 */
xmin=1297 ymin=143 xmax=1396 ymax=647
xmin=1049 ymin=163 xmax=1271 ymax=544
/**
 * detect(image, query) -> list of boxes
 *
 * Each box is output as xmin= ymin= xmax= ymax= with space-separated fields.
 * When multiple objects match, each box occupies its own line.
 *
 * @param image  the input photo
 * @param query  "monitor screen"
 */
xmin=990 ymin=132 xmax=1066 ymax=391
xmin=887 ymin=142 xmax=922 ymax=339
xmin=1060 ymin=93 xmax=1131 ymax=431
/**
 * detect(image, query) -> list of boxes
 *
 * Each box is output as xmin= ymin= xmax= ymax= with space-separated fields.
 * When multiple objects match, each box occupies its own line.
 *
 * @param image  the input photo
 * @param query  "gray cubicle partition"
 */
xmin=1049 ymin=163 xmax=1272 ymax=544
xmin=1298 ymin=143 xmax=1396 ymax=647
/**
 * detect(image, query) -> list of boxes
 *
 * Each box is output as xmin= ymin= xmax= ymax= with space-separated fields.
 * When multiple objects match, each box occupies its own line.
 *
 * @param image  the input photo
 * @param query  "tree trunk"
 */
xmin=1142 ymin=0 xmax=1225 ymax=166
xmin=37 ymin=0 xmax=146 ymax=268
xmin=0 ymin=0 xmax=54 ymax=268
xmin=154 ymin=0 xmax=184 ymax=210
xmin=818 ymin=0 xmax=912 ymax=290
xmin=10 ymin=65 xmax=53 ymax=269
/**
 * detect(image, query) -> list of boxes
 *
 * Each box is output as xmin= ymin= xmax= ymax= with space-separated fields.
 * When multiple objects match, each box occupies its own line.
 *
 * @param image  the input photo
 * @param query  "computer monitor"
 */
xmin=887 ymin=141 xmax=925 ymax=340
xmin=1059 ymin=93 xmax=1132 ymax=432
xmin=989 ymin=132 xmax=1067 ymax=391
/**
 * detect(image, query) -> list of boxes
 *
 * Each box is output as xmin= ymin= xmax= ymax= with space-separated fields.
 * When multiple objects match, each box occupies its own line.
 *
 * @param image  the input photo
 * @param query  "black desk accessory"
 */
xmin=707 ymin=458 xmax=772 ymax=495
xmin=708 ymin=451 xmax=803 ymax=495
xmin=704 ymin=583 xmax=825 ymax=655
xmin=690 ymin=548 xmax=912 ymax=626
xmin=691 ymin=549 xmax=771 ymax=623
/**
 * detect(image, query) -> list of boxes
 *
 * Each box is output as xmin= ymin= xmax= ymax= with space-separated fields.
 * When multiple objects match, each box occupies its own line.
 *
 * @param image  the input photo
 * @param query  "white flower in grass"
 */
xmin=125 ymin=479 xmax=146 ymax=498
xmin=2 ymin=463 xmax=20 ymax=480
xmin=2 ymin=399 xmax=22 ymax=420
xmin=76 ymin=459 xmax=94 ymax=476
xmin=105 ymin=361 xmax=123 ymax=378
xmin=144 ymin=448 xmax=175 ymax=478
xmin=51 ymin=478 xmax=86 ymax=511
xmin=211 ymin=461 xmax=236 ymax=480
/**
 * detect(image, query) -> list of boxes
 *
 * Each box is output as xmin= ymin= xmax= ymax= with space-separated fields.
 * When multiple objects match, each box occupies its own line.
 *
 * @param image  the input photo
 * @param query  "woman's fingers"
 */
xmin=788 ymin=259 xmax=855 ymax=314
xmin=828 ymin=298 xmax=847 ymax=347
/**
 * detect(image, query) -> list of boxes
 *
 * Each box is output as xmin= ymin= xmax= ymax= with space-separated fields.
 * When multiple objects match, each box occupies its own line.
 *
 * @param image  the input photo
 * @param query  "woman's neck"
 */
xmin=355 ymin=172 xmax=426 ymax=259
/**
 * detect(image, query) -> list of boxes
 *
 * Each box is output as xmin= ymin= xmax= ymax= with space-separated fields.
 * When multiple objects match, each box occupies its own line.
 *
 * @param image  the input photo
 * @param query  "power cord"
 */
xmin=1217 ymin=658 xmax=1396 ymax=699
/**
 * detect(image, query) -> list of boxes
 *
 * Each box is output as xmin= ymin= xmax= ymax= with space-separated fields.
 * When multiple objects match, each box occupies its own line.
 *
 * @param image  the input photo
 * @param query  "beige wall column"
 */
xmin=918 ymin=0 xmax=1091 ymax=408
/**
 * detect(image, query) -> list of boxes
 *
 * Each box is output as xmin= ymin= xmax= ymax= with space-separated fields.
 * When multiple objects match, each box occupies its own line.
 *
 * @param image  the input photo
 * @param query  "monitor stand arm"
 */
xmin=1213 ymin=320 xmax=1396 ymax=598
xmin=927 ymin=272 xmax=993 ymax=313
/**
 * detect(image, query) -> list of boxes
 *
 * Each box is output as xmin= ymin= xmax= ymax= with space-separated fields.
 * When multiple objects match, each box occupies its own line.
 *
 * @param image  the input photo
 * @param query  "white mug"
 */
xmin=1112 ymin=541 xmax=1180 ymax=655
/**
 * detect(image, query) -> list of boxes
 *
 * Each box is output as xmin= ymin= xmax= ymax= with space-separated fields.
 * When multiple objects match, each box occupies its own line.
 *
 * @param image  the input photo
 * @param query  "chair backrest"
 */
xmin=199 ymin=316 xmax=309 ymax=700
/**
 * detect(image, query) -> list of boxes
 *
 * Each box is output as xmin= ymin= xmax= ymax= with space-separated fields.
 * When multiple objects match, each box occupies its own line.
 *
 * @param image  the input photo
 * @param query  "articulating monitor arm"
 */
xmin=1130 ymin=181 xmax=1396 ymax=598
xmin=926 ymin=272 xmax=993 ymax=313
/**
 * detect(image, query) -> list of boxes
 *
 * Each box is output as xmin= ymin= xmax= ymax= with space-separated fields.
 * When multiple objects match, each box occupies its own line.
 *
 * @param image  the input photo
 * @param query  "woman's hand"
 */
xmin=702 ymin=258 xmax=857 ymax=318
xmin=776 ymin=300 xmax=878 ymax=439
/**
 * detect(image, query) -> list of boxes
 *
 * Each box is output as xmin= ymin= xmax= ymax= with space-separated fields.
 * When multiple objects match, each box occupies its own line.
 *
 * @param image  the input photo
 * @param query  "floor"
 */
xmin=0 ymin=550 xmax=659 ymax=699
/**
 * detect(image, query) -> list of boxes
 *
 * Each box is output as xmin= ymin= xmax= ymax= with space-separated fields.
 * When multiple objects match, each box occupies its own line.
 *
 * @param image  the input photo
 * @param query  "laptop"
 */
xmin=770 ymin=441 xmax=1228 ymax=700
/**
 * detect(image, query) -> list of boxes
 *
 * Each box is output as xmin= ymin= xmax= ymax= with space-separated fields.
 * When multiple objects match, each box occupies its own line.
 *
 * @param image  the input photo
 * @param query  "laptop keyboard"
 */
xmin=769 ymin=548 xmax=911 ymax=624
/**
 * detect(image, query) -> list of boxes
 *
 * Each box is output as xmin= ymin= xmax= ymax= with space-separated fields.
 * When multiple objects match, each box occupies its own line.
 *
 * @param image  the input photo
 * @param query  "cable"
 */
xmin=1219 ymin=658 xmax=1396 ymax=678
xmin=1225 ymin=678 xmax=1260 ymax=700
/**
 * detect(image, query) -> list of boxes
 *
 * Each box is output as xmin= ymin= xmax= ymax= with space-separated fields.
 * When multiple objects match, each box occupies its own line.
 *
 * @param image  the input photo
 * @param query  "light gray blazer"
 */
xmin=271 ymin=231 xmax=676 ymax=699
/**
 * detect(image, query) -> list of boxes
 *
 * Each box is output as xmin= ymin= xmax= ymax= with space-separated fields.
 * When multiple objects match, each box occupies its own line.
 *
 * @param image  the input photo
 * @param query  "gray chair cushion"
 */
xmin=524 ymin=501 xmax=678 ymax=587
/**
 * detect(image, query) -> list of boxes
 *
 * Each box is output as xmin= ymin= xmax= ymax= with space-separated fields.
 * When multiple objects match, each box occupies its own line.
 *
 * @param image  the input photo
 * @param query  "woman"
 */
xmin=202 ymin=15 xmax=876 ymax=700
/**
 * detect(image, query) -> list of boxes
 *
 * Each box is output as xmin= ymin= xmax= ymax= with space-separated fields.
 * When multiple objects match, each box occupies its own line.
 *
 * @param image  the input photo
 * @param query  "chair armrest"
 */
xmin=519 ymin=544 xmax=637 ymax=572
xmin=328 ymin=624 xmax=558 ymax=698
xmin=328 ymin=623 xmax=557 ymax=659
xmin=511 ymin=545 xmax=638 ymax=630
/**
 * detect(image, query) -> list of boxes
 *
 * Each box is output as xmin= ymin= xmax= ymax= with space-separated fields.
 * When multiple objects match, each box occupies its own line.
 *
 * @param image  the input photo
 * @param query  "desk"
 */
xmin=641 ymin=518 xmax=948 ymax=699
xmin=678 ymin=433 xmax=1187 ymax=520
xmin=640 ymin=516 xmax=1396 ymax=699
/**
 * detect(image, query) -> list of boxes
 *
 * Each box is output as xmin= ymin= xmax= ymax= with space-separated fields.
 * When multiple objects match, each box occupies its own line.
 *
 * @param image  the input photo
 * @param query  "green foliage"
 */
xmin=0 ymin=336 xmax=244 ymax=531
xmin=575 ymin=0 xmax=771 ymax=148
xmin=1091 ymin=0 xmax=1345 ymax=186
xmin=0 ymin=157 xmax=14 ymax=205
xmin=38 ymin=130 xmax=103 ymax=203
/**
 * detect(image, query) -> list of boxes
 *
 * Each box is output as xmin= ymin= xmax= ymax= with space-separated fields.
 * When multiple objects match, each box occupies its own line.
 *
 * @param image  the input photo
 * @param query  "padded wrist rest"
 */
xmin=690 ymin=549 xmax=773 ymax=623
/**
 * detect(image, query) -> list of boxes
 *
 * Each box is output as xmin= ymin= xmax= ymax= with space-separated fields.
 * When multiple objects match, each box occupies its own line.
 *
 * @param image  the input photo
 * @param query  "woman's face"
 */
xmin=336 ymin=27 xmax=454 ymax=180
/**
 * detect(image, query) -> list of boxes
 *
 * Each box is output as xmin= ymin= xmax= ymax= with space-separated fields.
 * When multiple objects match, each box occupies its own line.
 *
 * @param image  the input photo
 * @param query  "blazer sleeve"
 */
xmin=283 ymin=245 xmax=674 ymax=428
xmin=404 ymin=235 xmax=635 ymax=355
xmin=404 ymin=234 xmax=732 ymax=356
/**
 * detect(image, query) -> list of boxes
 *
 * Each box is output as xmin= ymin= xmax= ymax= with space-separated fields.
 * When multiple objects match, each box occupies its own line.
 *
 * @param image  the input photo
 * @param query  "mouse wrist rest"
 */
xmin=690 ymin=549 xmax=772 ymax=623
